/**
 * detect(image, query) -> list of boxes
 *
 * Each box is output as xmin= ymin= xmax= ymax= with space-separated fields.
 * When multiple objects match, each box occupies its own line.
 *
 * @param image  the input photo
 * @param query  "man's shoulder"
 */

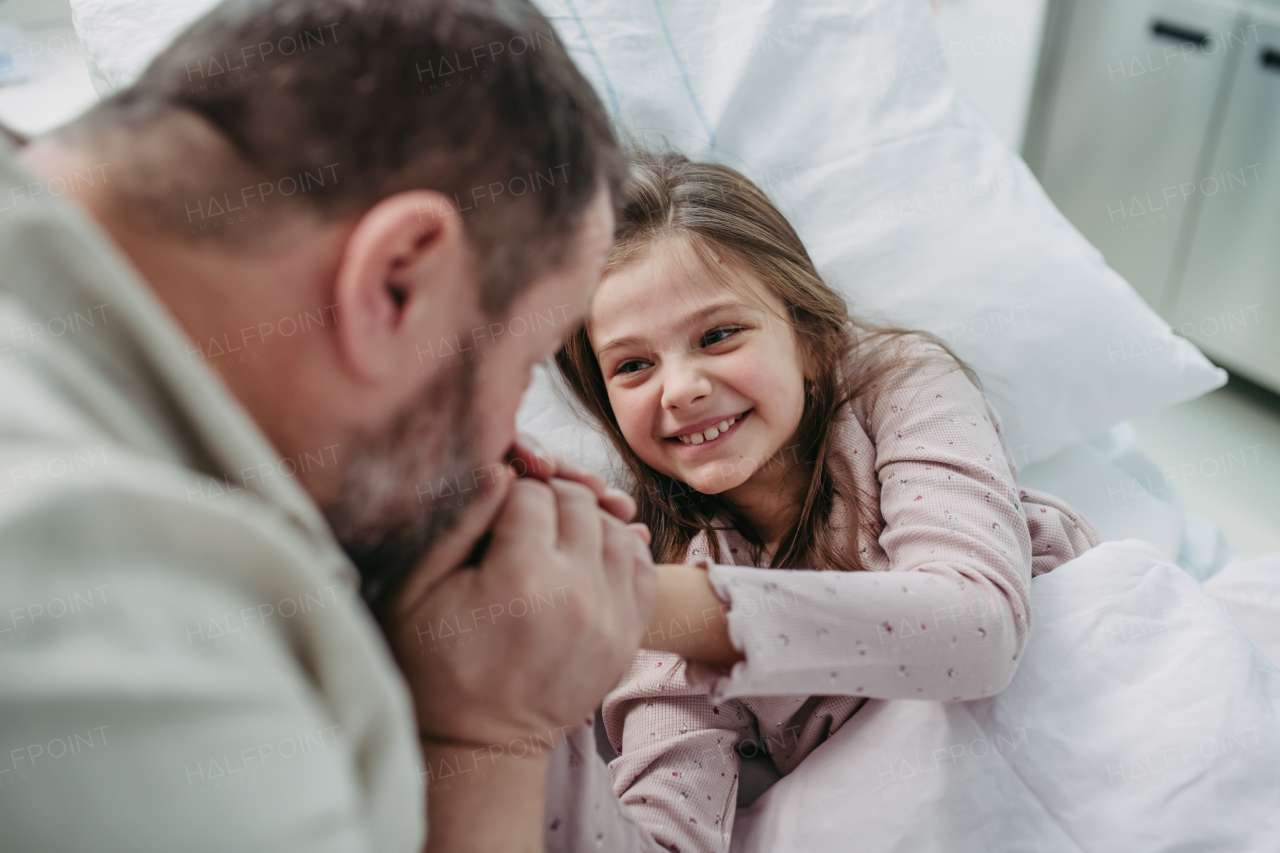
xmin=0 ymin=448 xmax=352 ymax=658
xmin=0 ymin=431 xmax=423 ymax=853
xmin=0 ymin=434 xmax=303 ymax=548
xmin=0 ymin=412 xmax=370 ymax=672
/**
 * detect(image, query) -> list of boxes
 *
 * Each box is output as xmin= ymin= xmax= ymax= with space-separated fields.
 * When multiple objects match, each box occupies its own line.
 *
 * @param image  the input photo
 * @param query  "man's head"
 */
xmin=29 ymin=0 xmax=625 ymax=614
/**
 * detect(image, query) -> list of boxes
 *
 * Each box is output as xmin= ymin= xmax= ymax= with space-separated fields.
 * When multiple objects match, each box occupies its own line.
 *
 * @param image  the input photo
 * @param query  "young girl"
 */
xmin=555 ymin=151 xmax=1102 ymax=853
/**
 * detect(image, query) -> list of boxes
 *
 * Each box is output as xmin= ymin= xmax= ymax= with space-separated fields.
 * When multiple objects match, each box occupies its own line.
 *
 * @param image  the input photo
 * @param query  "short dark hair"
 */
xmin=64 ymin=0 xmax=626 ymax=316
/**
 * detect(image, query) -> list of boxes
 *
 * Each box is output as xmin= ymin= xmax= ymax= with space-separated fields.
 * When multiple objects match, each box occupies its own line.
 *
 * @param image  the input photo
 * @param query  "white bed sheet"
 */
xmin=729 ymin=540 xmax=1280 ymax=853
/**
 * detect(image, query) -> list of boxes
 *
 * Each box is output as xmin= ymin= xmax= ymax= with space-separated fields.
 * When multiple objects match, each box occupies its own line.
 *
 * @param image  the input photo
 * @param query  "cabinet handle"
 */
xmin=1263 ymin=48 xmax=1280 ymax=71
xmin=1150 ymin=20 xmax=1209 ymax=47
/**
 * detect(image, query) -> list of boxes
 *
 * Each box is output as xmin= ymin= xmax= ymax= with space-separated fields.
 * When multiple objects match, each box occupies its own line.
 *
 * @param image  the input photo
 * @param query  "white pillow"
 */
xmin=69 ymin=0 xmax=210 ymax=96
xmin=522 ymin=0 xmax=1224 ymax=472
xmin=69 ymin=0 xmax=1226 ymax=472
xmin=730 ymin=540 xmax=1280 ymax=852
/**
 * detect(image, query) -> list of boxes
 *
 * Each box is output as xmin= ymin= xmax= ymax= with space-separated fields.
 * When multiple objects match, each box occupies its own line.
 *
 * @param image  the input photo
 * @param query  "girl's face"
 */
xmin=587 ymin=237 xmax=809 ymax=496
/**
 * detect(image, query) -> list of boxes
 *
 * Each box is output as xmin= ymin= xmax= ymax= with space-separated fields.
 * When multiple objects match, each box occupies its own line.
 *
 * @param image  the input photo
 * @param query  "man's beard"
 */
xmin=324 ymin=358 xmax=481 ymax=617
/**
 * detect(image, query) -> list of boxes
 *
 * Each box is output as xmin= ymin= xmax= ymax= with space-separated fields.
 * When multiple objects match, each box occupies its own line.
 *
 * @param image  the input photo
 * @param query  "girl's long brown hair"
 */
xmin=555 ymin=150 xmax=978 ymax=571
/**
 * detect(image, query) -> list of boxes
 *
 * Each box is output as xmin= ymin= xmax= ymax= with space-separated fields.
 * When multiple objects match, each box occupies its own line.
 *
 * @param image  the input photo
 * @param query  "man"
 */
xmin=0 ymin=0 xmax=666 ymax=850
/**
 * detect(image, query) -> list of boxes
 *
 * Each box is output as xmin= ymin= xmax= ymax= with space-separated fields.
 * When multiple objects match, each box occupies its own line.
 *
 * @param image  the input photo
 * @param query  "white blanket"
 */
xmin=731 ymin=540 xmax=1280 ymax=852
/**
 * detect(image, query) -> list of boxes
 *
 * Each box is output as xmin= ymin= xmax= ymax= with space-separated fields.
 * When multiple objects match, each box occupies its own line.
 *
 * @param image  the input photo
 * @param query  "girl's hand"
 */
xmin=392 ymin=475 xmax=658 ymax=747
xmin=508 ymin=432 xmax=638 ymax=523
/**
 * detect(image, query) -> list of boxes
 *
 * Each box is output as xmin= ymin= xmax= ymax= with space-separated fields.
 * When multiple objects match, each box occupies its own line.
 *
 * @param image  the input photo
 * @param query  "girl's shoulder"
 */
xmin=840 ymin=328 xmax=983 ymax=432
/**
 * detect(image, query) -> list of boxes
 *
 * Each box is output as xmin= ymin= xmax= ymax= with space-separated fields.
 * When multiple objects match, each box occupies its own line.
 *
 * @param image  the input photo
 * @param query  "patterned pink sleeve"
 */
xmin=602 ymin=650 xmax=752 ymax=853
xmin=544 ymin=722 xmax=676 ymax=853
xmin=690 ymin=339 xmax=1047 ymax=704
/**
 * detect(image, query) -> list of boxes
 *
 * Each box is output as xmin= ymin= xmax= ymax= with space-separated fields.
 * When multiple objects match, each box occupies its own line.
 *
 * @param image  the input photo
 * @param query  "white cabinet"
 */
xmin=1026 ymin=0 xmax=1280 ymax=393
xmin=1172 ymin=11 xmax=1280 ymax=391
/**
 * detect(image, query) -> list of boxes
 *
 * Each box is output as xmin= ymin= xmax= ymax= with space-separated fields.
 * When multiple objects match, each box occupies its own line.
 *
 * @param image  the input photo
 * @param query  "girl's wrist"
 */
xmin=644 ymin=562 xmax=744 ymax=666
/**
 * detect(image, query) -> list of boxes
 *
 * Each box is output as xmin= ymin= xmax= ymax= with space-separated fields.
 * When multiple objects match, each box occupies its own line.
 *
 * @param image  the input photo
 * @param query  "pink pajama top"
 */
xmin=601 ymin=334 xmax=1103 ymax=853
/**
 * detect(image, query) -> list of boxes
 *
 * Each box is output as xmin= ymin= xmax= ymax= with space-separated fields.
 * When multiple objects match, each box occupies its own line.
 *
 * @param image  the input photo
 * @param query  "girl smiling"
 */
xmin=555 ymin=151 xmax=1102 ymax=853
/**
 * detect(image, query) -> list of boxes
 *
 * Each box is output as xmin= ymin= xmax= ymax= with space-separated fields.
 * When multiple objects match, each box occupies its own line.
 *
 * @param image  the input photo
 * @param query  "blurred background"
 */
xmin=2 ymin=0 xmax=1276 ymax=555
xmin=931 ymin=0 xmax=1279 ymax=558
xmin=0 ymin=0 xmax=94 ymax=134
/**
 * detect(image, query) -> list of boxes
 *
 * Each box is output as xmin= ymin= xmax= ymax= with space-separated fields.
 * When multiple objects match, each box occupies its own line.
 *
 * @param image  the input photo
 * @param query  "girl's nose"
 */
xmin=660 ymin=356 xmax=712 ymax=410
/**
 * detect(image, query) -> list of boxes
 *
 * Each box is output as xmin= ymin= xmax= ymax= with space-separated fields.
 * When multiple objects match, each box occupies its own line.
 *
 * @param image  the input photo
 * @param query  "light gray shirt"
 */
xmin=0 ymin=135 xmax=429 ymax=850
xmin=0 ymin=136 xmax=673 ymax=853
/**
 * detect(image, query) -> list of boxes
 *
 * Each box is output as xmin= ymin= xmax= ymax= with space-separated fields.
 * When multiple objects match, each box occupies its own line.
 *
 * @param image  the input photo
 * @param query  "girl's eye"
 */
xmin=702 ymin=326 xmax=743 ymax=347
xmin=615 ymin=359 xmax=650 ymax=376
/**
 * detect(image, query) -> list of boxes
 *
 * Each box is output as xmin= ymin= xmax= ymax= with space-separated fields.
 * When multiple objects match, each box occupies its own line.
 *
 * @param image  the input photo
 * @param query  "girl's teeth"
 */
xmin=677 ymin=413 xmax=743 ymax=445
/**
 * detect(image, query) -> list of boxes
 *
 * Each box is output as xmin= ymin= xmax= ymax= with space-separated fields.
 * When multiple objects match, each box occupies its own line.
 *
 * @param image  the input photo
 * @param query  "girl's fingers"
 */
xmin=627 ymin=522 xmax=652 ymax=547
xmin=510 ymin=433 xmax=633 ymax=519
xmin=600 ymin=488 xmax=637 ymax=522
xmin=547 ymin=455 xmax=608 ymax=500
xmin=508 ymin=433 xmax=558 ymax=480
xmin=509 ymin=432 xmax=608 ymax=497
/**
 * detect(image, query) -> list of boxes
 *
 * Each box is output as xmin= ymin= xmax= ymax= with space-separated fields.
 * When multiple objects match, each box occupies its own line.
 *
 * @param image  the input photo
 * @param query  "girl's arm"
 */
xmin=653 ymin=338 xmax=1063 ymax=704
xmin=603 ymin=652 xmax=748 ymax=853
xmin=644 ymin=563 xmax=744 ymax=666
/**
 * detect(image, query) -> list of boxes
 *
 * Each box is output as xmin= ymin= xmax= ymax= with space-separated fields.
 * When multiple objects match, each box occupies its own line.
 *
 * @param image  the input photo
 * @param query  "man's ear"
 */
xmin=333 ymin=190 xmax=475 ymax=382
